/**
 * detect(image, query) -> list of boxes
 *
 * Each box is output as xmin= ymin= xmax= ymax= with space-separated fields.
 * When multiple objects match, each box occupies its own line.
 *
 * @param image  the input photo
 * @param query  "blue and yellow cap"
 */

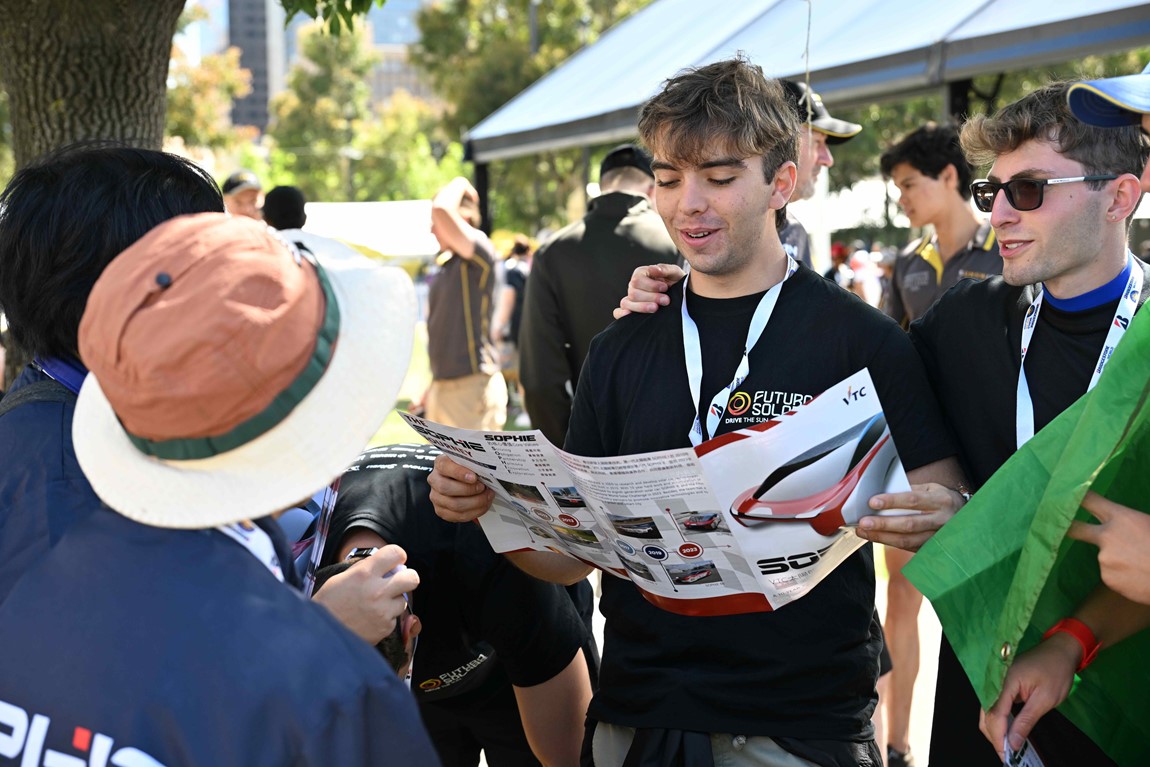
xmin=1067 ymin=62 xmax=1150 ymax=128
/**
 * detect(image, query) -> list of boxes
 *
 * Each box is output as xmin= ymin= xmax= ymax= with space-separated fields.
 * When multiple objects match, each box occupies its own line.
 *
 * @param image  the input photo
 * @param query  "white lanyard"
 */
xmin=1016 ymin=254 xmax=1142 ymax=447
xmin=682 ymin=256 xmax=797 ymax=446
xmin=218 ymin=521 xmax=286 ymax=583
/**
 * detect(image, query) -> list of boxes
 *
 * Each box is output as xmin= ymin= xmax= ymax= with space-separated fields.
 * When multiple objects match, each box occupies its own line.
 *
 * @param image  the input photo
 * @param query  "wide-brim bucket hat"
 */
xmin=73 ymin=213 xmax=415 ymax=529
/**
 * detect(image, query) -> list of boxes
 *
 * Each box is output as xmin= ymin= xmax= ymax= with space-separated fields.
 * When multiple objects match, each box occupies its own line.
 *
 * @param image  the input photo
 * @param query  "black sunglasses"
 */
xmin=970 ymin=175 xmax=1118 ymax=213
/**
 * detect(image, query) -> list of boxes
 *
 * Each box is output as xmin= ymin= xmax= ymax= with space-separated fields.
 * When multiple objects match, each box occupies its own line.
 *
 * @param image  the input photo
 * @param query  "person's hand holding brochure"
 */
xmin=403 ymin=369 xmax=912 ymax=615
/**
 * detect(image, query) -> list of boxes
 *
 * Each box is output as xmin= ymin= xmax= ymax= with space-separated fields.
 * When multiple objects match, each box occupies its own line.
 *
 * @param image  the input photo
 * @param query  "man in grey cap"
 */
xmin=222 ymin=169 xmax=264 ymax=220
xmin=778 ymin=80 xmax=863 ymax=270
xmin=518 ymin=143 xmax=679 ymax=446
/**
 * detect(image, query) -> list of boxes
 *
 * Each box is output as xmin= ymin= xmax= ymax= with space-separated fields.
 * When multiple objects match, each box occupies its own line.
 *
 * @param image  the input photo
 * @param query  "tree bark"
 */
xmin=0 ymin=0 xmax=185 ymax=169
xmin=0 ymin=0 xmax=184 ymax=388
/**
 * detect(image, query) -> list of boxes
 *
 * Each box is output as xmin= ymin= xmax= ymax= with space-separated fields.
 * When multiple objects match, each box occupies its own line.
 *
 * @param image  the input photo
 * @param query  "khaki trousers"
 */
xmin=425 ymin=372 xmax=508 ymax=431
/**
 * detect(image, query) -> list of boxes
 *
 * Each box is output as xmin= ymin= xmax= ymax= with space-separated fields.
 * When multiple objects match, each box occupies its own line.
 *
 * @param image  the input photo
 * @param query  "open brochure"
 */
xmin=401 ymin=369 xmax=910 ymax=616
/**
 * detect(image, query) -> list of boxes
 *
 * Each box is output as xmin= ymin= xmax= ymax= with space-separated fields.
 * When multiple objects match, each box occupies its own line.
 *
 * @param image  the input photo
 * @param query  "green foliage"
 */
xmin=411 ymin=0 xmax=655 ymax=231
xmin=827 ymin=95 xmax=941 ymax=196
xmin=266 ymin=21 xmax=379 ymax=201
xmin=167 ymin=4 xmax=254 ymax=153
xmin=166 ymin=45 xmax=255 ymax=150
xmin=413 ymin=0 xmax=652 ymax=136
xmin=280 ymin=0 xmax=389 ymax=35
xmin=266 ymin=21 xmax=465 ymax=202
xmin=352 ymin=90 xmax=468 ymax=201
xmin=175 ymin=2 xmax=209 ymax=34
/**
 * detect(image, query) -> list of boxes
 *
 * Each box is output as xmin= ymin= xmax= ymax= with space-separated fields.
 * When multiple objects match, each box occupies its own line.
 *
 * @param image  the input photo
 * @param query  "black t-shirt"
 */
xmin=565 ymin=267 xmax=955 ymax=740
xmin=910 ymin=263 xmax=1149 ymax=767
xmin=911 ymin=262 xmax=1150 ymax=489
xmin=322 ymin=443 xmax=587 ymax=702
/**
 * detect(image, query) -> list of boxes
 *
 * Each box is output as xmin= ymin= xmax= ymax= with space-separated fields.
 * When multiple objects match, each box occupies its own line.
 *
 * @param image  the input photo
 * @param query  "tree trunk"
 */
xmin=0 ymin=0 xmax=184 ymax=388
xmin=0 ymin=0 xmax=185 ymax=169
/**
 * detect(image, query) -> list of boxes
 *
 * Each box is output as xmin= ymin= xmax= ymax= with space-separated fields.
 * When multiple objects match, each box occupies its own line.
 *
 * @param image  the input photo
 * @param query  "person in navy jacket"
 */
xmin=0 ymin=213 xmax=438 ymax=767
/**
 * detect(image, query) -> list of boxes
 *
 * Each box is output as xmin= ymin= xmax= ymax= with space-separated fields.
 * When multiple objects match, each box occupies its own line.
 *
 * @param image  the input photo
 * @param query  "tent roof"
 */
xmin=467 ymin=0 xmax=1150 ymax=162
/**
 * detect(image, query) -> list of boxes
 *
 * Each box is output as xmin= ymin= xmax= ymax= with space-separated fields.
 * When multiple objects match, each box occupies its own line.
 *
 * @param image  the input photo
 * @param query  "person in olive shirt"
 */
xmin=426 ymin=176 xmax=507 ymax=430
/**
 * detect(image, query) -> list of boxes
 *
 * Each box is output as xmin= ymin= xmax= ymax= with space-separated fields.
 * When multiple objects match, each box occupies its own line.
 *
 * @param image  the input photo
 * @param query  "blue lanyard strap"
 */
xmin=32 ymin=355 xmax=88 ymax=395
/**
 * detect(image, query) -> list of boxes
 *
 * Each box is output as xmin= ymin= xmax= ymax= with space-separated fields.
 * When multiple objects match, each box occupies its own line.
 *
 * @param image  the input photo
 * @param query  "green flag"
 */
xmin=904 ymin=307 xmax=1150 ymax=765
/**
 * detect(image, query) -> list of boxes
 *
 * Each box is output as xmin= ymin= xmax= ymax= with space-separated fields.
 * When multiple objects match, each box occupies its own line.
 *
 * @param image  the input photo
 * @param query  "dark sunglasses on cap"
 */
xmin=970 ymin=175 xmax=1118 ymax=213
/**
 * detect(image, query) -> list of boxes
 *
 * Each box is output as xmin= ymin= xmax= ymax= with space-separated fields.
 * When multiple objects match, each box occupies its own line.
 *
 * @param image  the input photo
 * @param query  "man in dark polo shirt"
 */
xmin=880 ymin=123 xmax=1002 ymax=326
xmin=426 ymin=176 xmax=507 ymax=430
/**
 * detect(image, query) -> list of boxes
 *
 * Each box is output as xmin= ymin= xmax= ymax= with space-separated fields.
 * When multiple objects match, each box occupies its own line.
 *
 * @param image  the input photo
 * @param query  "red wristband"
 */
xmin=1043 ymin=617 xmax=1101 ymax=673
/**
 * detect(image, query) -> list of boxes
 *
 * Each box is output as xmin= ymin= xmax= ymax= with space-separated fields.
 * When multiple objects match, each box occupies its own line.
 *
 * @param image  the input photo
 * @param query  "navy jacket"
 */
xmin=0 ymin=365 xmax=104 ymax=605
xmin=0 ymin=509 xmax=440 ymax=767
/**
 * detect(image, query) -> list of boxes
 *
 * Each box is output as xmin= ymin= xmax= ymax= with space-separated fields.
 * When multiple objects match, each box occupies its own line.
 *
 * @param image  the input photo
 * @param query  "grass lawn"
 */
xmin=370 ymin=323 xmax=432 ymax=447
xmin=371 ymin=321 xmax=532 ymax=446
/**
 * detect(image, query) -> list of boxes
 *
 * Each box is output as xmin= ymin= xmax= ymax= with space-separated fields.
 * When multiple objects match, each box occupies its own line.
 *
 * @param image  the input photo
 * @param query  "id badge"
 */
xmin=1004 ymin=718 xmax=1046 ymax=767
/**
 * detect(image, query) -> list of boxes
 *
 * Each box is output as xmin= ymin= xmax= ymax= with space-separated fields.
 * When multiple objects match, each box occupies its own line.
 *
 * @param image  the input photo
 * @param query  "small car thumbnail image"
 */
xmin=547 ymin=485 xmax=588 ymax=508
xmin=677 ymin=511 xmax=726 ymax=534
xmin=666 ymin=561 xmax=720 ymax=586
xmin=497 ymin=479 xmax=547 ymax=504
xmin=527 ymin=525 xmax=554 ymax=540
xmin=549 ymin=525 xmax=603 ymax=549
xmin=619 ymin=555 xmax=655 ymax=581
xmin=607 ymin=514 xmax=662 ymax=540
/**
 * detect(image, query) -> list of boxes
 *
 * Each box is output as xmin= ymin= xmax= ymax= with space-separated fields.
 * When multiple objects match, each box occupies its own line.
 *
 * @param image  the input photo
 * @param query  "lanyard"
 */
xmin=1016 ymin=255 xmax=1142 ymax=447
xmin=31 ymin=356 xmax=88 ymax=394
xmin=218 ymin=521 xmax=286 ymax=583
xmin=682 ymin=256 xmax=797 ymax=446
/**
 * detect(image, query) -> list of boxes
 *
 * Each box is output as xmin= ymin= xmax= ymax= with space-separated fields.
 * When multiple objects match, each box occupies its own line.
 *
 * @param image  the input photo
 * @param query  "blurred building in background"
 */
xmin=179 ymin=0 xmax=434 ymax=134
xmin=229 ymin=0 xmax=286 ymax=131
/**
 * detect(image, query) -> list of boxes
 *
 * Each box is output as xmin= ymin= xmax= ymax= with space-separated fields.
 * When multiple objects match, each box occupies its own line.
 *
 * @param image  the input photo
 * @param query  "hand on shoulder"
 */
xmin=613 ymin=263 xmax=685 ymax=319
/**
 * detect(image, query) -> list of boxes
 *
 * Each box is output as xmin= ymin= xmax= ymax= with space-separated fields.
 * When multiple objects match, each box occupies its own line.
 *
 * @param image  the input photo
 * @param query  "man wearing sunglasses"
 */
xmin=880 ymin=122 xmax=1001 ymax=328
xmin=859 ymin=81 xmax=1149 ymax=767
xmin=969 ymin=65 xmax=1150 ymax=764
xmin=1061 ymin=61 xmax=1150 ymax=607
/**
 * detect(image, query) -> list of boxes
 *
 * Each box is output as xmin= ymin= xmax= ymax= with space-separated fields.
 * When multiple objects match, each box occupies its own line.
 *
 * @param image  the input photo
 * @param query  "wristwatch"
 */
xmin=345 ymin=547 xmax=379 ymax=561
